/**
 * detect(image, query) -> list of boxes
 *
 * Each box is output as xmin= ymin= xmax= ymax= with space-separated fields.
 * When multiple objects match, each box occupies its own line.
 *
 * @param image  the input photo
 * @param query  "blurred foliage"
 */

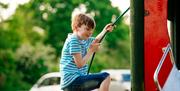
xmin=15 ymin=43 xmax=56 ymax=83
xmin=0 ymin=2 xmax=8 ymax=9
xmin=0 ymin=0 xmax=130 ymax=90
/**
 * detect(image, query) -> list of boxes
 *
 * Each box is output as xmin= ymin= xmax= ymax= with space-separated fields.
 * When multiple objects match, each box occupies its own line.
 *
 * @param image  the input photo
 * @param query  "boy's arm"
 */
xmin=72 ymin=50 xmax=93 ymax=68
xmin=72 ymin=40 xmax=100 ymax=68
xmin=95 ymin=23 xmax=114 ymax=43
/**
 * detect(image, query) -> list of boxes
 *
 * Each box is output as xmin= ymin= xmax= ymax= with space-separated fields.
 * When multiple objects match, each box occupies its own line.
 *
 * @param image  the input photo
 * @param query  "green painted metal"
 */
xmin=130 ymin=0 xmax=144 ymax=90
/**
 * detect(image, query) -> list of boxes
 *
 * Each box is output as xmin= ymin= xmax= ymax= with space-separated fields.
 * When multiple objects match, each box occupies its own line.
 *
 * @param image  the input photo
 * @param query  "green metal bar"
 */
xmin=130 ymin=0 xmax=144 ymax=90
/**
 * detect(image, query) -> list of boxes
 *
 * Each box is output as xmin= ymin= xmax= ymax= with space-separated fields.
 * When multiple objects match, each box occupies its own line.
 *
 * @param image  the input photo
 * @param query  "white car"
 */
xmin=101 ymin=69 xmax=131 ymax=91
xmin=30 ymin=72 xmax=62 ymax=91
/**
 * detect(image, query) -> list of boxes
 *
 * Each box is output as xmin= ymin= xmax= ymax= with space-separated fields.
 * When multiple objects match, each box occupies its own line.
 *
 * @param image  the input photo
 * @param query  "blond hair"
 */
xmin=71 ymin=13 xmax=96 ymax=31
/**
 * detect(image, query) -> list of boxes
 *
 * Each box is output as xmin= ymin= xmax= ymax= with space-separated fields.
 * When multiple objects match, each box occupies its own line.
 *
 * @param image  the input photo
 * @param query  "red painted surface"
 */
xmin=144 ymin=0 xmax=172 ymax=91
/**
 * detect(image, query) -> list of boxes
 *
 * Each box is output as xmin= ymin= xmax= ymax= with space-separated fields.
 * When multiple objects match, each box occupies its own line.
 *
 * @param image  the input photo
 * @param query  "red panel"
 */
xmin=158 ymin=55 xmax=172 ymax=87
xmin=144 ymin=0 xmax=172 ymax=91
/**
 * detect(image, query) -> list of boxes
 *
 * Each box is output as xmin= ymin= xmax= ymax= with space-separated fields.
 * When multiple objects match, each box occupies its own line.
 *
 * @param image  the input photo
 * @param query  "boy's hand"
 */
xmin=104 ymin=23 xmax=115 ymax=32
xmin=89 ymin=39 xmax=100 ymax=53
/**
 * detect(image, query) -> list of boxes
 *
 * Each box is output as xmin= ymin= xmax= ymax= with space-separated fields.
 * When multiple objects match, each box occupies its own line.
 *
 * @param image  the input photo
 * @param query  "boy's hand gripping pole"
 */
xmin=87 ymin=7 xmax=130 ymax=74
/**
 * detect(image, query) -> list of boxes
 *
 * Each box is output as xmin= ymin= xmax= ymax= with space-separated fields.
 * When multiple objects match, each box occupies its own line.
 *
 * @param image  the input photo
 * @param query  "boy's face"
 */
xmin=76 ymin=24 xmax=94 ymax=40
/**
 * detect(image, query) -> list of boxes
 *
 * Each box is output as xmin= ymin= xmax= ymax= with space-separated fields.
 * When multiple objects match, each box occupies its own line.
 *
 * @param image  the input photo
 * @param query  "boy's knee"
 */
xmin=102 ymin=72 xmax=110 ymax=77
xmin=106 ymin=75 xmax=111 ymax=82
xmin=101 ymin=72 xmax=110 ymax=80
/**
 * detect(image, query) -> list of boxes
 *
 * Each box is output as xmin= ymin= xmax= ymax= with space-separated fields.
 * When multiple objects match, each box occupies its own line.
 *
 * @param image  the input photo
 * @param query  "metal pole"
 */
xmin=130 ymin=0 xmax=144 ymax=90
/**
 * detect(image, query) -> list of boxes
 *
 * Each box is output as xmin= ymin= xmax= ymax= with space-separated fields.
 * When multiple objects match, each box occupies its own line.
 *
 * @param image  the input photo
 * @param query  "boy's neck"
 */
xmin=73 ymin=32 xmax=83 ymax=40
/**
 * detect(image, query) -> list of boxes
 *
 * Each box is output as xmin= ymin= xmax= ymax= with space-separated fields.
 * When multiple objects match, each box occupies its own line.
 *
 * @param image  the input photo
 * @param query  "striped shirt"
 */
xmin=60 ymin=33 xmax=95 ymax=89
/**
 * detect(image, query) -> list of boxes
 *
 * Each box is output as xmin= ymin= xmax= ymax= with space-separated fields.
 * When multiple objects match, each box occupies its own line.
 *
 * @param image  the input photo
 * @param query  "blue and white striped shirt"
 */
xmin=60 ymin=33 xmax=95 ymax=89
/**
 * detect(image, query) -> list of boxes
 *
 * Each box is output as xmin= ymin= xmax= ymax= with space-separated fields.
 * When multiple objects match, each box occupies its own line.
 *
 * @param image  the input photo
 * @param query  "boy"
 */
xmin=60 ymin=13 xmax=114 ymax=91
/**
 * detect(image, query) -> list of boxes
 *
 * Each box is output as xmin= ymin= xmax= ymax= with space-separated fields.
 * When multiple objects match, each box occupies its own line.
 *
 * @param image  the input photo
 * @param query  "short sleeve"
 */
xmin=86 ymin=37 xmax=95 ymax=47
xmin=69 ymin=38 xmax=81 ymax=54
xmin=89 ymin=37 xmax=95 ymax=44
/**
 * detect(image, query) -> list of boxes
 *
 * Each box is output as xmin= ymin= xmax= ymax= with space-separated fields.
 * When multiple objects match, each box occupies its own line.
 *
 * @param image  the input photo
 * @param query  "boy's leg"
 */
xmin=81 ymin=72 xmax=110 ymax=91
xmin=99 ymin=75 xmax=111 ymax=91
xmin=63 ymin=72 xmax=110 ymax=91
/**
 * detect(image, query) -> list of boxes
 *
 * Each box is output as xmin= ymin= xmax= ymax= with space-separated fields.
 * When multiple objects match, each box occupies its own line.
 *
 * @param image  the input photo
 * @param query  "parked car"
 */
xmin=30 ymin=72 xmax=62 ymax=91
xmin=101 ymin=69 xmax=131 ymax=91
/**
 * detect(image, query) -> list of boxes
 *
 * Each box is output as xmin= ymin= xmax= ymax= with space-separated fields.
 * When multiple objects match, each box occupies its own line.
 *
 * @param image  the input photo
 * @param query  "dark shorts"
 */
xmin=63 ymin=72 xmax=109 ymax=91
